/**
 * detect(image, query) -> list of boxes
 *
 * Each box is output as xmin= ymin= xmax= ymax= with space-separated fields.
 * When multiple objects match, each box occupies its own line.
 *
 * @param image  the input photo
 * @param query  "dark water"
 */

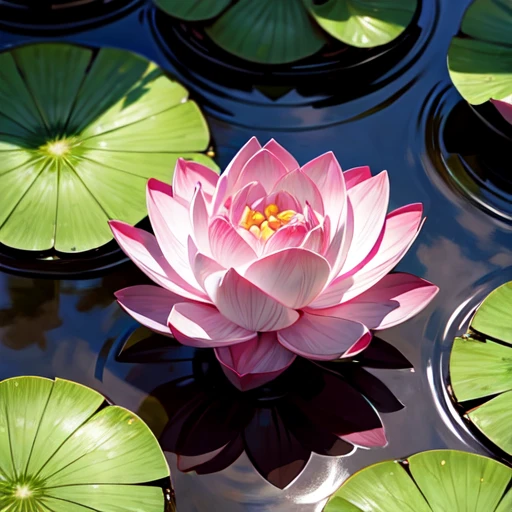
xmin=1 ymin=0 xmax=512 ymax=509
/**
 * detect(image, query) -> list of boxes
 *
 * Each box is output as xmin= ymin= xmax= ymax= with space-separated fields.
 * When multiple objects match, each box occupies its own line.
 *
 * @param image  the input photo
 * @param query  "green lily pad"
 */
xmin=0 ymin=43 xmax=215 ymax=253
xmin=450 ymin=281 xmax=512 ymax=455
xmin=460 ymin=0 xmax=512 ymax=46
xmin=447 ymin=0 xmax=512 ymax=120
xmin=0 ymin=376 xmax=169 ymax=511
xmin=448 ymin=38 xmax=512 ymax=106
xmin=304 ymin=0 xmax=418 ymax=48
xmin=205 ymin=0 xmax=328 ymax=64
xmin=154 ymin=0 xmax=231 ymax=20
xmin=325 ymin=450 xmax=512 ymax=511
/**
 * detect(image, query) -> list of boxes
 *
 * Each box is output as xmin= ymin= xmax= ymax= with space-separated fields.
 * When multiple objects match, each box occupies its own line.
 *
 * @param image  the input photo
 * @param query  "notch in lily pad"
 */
xmin=0 ymin=376 xmax=170 ymax=511
xmin=0 ymin=43 xmax=216 ymax=255
xmin=155 ymin=0 xmax=418 ymax=64
xmin=450 ymin=281 xmax=512 ymax=456
xmin=325 ymin=449 xmax=512 ymax=511
xmin=447 ymin=0 xmax=512 ymax=130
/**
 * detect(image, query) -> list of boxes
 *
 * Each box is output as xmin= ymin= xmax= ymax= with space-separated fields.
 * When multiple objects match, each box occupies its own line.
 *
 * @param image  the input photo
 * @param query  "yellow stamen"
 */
xmin=267 ymin=215 xmax=281 ymax=230
xmin=240 ymin=206 xmax=252 ymax=229
xmin=240 ymin=203 xmax=297 ymax=241
xmin=260 ymin=223 xmax=275 ymax=241
xmin=264 ymin=203 xmax=279 ymax=218
xmin=250 ymin=211 xmax=265 ymax=226
xmin=276 ymin=210 xmax=296 ymax=223
xmin=249 ymin=225 xmax=261 ymax=237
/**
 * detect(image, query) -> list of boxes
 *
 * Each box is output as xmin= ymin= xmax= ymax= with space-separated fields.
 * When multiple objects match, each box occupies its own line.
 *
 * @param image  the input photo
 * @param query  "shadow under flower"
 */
xmin=114 ymin=328 xmax=410 ymax=489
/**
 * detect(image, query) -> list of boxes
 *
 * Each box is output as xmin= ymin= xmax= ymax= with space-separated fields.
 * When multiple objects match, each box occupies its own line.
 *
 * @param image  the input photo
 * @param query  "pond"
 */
xmin=0 ymin=0 xmax=511 ymax=510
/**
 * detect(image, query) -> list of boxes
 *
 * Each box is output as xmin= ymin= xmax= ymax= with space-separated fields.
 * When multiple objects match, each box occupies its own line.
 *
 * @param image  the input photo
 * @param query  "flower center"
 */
xmin=40 ymin=139 xmax=72 ymax=158
xmin=15 ymin=485 xmax=32 ymax=499
xmin=240 ymin=203 xmax=297 ymax=241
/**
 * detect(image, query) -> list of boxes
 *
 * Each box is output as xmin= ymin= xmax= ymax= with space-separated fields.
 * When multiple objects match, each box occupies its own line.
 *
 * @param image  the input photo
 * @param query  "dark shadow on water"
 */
xmin=0 ymin=0 xmax=142 ymax=34
xmin=440 ymin=98 xmax=512 ymax=220
xmin=111 ymin=328 xmax=410 ymax=489
xmin=0 ymin=276 xmax=61 ymax=350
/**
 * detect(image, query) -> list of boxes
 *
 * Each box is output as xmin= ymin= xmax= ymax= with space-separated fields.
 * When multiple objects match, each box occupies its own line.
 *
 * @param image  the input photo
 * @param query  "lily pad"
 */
xmin=154 ymin=0 xmax=231 ymax=20
xmin=155 ymin=0 xmax=418 ymax=63
xmin=304 ymin=0 xmax=418 ymax=48
xmin=447 ymin=0 xmax=512 ymax=123
xmin=0 ymin=43 xmax=214 ymax=253
xmin=460 ymin=0 xmax=512 ymax=46
xmin=450 ymin=281 xmax=512 ymax=455
xmin=325 ymin=450 xmax=512 ymax=511
xmin=205 ymin=0 xmax=328 ymax=64
xmin=0 ymin=375 xmax=169 ymax=511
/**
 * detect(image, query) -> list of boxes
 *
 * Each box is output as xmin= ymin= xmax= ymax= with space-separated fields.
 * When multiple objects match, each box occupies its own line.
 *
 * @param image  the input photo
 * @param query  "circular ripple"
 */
xmin=422 ymin=85 xmax=512 ymax=222
xmin=0 ymin=0 xmax=142 ymax=33
xmin=429 ymin=266 xmax=512 ymax=464
xmin=149 ymin=0 xmax=440 ymax=130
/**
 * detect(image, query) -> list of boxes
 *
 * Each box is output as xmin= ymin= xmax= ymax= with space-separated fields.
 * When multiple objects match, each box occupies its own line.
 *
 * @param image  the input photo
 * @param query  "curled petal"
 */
xmin=215 ymin=332 xmax=296 ymax=391
xmin=173 ymin=158 xmax=219 ymax=205
xmin=263 ymin=139 xmax=299 ymax=171
xmin=236 ymin=149 xmax=288 ymax=193
xmin=301 ymin=224 xmax=325 ymax=253
xmin=264 ymin=222 xmax=308 ymax=254
xmin=342 ymin=171 xmax=390 ymax=274
xmin=212 ymin=137 xmax=262 ymax=212
xmin=271 ymin=169 xmax=324 ymax=215
xmin=147 ymin=179 xmax=199 ymax=288
xmin=307 ymin=302 xmax=397 ymax=331
xmin=192 ymin=251 xmax=224 ymax=289
xmin=277 ymin=311 xmax=370 ymax=360
xmin=169 ymin=302 xmax=257 ymax=348
xmin=229 ymin=181 xmax=266 ymax=226
xmin=317 ymin=273 xmax=439 ymax=330
xmin=205 ymin=269 xmax=299 ymax=332
xmin=190 ymin=184 xmax=211 ymax=255
xmin=491 ymin=99 xmax=512 ymax=125
xmin=343 ymin=165 xmax=372 ymax=190
xmin=260 ymin=190 xmax=301 ymax=213
xmin=243 ymin=248 xmax=330 ymax=309
xmin=209 ymin=217 xmax=257 ymax=269
xmin=311 ymin=203 xmax=424 ymax=308
xmin=325 ymin=201 xmax=354 ymax=279
xmin=302 ymin=152 xmax=346 ymax=235
xmin=115 ymin=285 xmax=182 ymax=335
xmin=109 ymin=220 xmax=209 ymax=303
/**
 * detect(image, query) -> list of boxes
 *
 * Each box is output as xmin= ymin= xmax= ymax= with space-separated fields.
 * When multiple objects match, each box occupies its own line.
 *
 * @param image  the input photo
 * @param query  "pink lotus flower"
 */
xmin=110 ymin=138 xmax=438 ymax=391
xmin=491 ymin=99 xmax=512 ymax=126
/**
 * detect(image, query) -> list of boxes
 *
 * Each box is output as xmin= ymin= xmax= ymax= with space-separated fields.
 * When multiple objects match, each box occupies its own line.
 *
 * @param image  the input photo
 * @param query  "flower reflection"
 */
xmin=115 ymin=327 xmax=410 ymax=489
xmin=0 ymin=276 xmax=61 ymax=350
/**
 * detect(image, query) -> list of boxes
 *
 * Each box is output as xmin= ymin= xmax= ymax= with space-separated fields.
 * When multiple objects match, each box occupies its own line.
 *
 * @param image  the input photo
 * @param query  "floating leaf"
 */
xmin=450 ymin=281 xmax=512 ymax=455
xmin=304 ymin=0 xmax=418 ymax=48
xmin=0 ymin=376 xmax=169 ymax=511
xmin=447 ymin=0 xmax=512 ymax=124
xmin=325 ymin=450 xmax=512 ymax=511
xmin=448 ymin=38 xmax=512 ymax=106
xmin=154 ymin=0 xmax=231 ymax=20
xmin=471 ymin=282 xmax=512 ymax=343
xmin=205 ymin=0 xmax=328 ymax=64
xmin=461 ymin=0 xmax=512 ymax=46
xmin=0 ymin=43 xmax=215 ymax=253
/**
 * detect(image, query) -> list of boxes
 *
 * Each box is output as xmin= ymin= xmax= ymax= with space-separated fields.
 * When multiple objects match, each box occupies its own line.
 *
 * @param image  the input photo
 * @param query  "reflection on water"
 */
xmin=149 ymin=0 xmax=441 ymax=130
xmin=0 ymin=0 xmax=142 ymax=33
xmin=96 ymin=327 xmax=409 ymax=509
xmin=422 ymin=85 xmax=512 ymax=222
xmin=0 ymin=277 xmax=60 ymax=350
